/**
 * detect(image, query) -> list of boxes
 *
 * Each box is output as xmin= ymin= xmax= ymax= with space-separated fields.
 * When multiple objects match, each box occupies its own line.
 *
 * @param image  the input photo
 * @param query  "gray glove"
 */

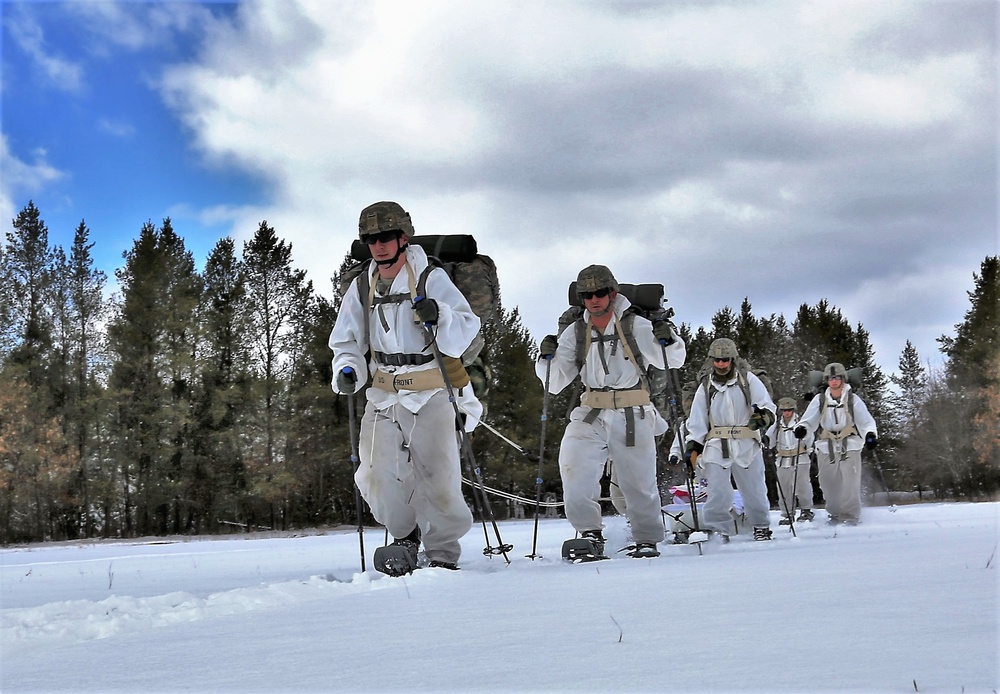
xmin=539 ymin=334 xmax=558 ymax=359
xmin=413 ymin=297 xmax=439 ymax=325
xmin=337 ymin=367 xmax=358 ymax=394
xmin=653 ymin=321 xmax=675 ymax=345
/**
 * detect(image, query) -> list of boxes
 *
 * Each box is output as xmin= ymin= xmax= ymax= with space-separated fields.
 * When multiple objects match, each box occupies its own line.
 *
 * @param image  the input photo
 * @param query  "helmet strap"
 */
xmin=373 ymin=240 xmax=409 ymax=268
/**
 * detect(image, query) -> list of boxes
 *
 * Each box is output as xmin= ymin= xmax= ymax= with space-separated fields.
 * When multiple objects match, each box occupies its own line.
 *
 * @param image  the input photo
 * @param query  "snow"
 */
xmin=2 ymin=502 xmax=997 ymax=693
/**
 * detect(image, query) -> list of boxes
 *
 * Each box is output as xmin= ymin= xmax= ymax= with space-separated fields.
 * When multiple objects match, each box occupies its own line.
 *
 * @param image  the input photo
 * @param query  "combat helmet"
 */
xmin=777 ymin=397 xmax=797 ymax=411
xmin=707 ymin=338 xmax=739 ymax=361
xmin=823 ymin=362 xmax=847 ymax=382
xmin=358 ymin=201 xmax=414 ymax=240
xmin=576 ymin=265 xmax=619 ymax=299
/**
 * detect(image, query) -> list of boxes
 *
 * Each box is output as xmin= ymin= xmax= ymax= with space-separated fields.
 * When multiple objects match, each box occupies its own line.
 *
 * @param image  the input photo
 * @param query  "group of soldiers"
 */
xmin=330 ymin=201 xmax=879 ymax=575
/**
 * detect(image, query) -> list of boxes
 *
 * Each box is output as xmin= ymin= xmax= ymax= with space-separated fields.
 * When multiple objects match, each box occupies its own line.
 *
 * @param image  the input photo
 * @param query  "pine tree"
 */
xmin=193 ymin=237 xmax=252 ymax=532
xmin=242 ymin=221 xmax=312 ymax=529
xmin=65 ymin=221 xmax=108 ymax=537
xmin=939 ymin=256 xmax=999 ymax=389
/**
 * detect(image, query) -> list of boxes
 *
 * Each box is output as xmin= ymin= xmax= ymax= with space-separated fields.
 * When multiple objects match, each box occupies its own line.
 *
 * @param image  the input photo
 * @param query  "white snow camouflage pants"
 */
xmin=817 ymin=447 xmax=862 ymax=523
xmin=356 ymin=392 xmax=473 ymax=564
xmin=701 ymin=454 xmax=771 ymax=535
xmin=558 ymin=405 xmax=664 ymax=546
xmin=776 ymin=458 xmax=814 ymax=513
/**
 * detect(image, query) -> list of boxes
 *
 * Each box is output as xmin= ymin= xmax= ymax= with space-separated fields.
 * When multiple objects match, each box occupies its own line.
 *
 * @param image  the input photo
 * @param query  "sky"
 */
xmin=1 ymin=0 xmax=997 ymax=377
xmin=2 ymin=500 xmax=997 ymax=692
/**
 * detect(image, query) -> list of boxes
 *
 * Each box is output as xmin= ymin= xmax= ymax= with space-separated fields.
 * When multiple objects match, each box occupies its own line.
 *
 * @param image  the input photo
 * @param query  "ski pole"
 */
xmin=478 ymin=419 xmax=540 ymax=462
xmin=660 ymin=340 xmax=705 ymax=554
xmin=344 ymin=371 xmax=366 ymax=572
xmin=417 ymin=313 xmax=512 ymax=561
xmin=527 ymin=356 xmax=553 ymax=560
xmin=868 ymin=446 xmax=896 ymax=512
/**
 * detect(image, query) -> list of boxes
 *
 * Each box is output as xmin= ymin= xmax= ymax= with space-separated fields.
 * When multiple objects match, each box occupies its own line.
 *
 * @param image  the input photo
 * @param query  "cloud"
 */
xmin=131 ymin=1 xmax=1000 ymax=372
xmin=0 ymin=134 xmax=65 ymax=226
xmin=4 ymin=6 xmax=83 ymax=92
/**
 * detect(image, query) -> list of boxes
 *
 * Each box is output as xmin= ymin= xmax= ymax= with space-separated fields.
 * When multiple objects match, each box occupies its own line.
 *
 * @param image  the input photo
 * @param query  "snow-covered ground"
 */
xmin=2 ymin=502 xmax=997 ymax=693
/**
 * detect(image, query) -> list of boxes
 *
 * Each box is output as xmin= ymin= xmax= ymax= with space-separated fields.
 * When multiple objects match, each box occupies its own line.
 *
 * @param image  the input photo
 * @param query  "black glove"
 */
xmin=794 ymin=425 xmax=807 ymax=440
xmin=668 ymin=454 xmax=680 ymax=466
xmin=413 ymin=297 xmax=439 ymax=325
xmin=684 ymin=441 xmax=704 ymax=470
xmin=653 ymin=320 xmax=675 ymax=345
xmin=539 ymin=334 xmax=558 ymax=359
xmin=336 ymin=367 xmax=358 ymax=394
xmin=865 ymin=432 xmax=878 ymax=450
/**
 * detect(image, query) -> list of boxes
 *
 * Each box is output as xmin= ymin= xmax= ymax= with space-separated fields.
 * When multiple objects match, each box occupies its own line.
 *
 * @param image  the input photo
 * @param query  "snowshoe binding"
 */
xmin=621 ymin=542 xmax=660 ymax=558
xmin=779 ymin=515 xmax=793 ymax=526
xmin=753 ymin=527 xmax=773 ymax=542
xmin=797 ymin=509 xmax=815 ymax=522
xmin=374 ymin=529 xmax=420 ymax=577
xmin=562 ymin=530 xmax=609 ymax=563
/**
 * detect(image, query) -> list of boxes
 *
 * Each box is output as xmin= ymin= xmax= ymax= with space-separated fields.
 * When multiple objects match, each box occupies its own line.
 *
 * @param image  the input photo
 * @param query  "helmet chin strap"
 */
xmin=373 ymin=241 xmax=408 ymax=267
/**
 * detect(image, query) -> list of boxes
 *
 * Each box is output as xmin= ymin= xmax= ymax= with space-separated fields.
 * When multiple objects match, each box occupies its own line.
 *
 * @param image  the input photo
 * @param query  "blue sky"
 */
xmin=2 ymin=1 xmax=997 ymax=376
xmin=2 ymin=1 xmax=258 ymax=268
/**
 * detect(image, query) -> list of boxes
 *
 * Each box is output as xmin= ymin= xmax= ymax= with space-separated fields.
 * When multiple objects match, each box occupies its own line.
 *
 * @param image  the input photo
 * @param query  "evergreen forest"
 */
xmin=2 ymin=201 xmax=997 ymax=544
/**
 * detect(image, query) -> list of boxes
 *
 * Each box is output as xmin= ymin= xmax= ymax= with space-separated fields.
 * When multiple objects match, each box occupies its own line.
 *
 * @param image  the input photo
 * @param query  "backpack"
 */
xmin=338 ymin=235 xmax=499 ymax=397
xmin=695 ymin=356 xmax=774 ymax=425
xmin=556 ymin=282 xmax=676 ymax=416
xmin=805 ymin=367 xmax=864 ymax=426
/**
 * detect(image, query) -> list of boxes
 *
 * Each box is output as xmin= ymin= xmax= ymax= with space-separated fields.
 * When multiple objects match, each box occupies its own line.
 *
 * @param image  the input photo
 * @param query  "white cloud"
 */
xmin=5 ymin=6 xmax=83 ymax=92
xmin=145 ymin=0 xmax=995 ymax=374
xmin=0 ymin=134 xmax=66 ymax=226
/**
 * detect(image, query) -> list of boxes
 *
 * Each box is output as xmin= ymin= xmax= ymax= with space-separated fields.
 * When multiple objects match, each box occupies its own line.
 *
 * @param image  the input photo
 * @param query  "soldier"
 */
xmin=329 ymin=201 xmax=482 ymax=574
xmin=537 ymin=265 xmax=685 ymax=559
xmin=795 ymin=363 xmax=878 ymax=526
xmin=767 ymin=397 xmax=816 ymax=524
xmin=684 ymin=338 xmax=776 ymax=541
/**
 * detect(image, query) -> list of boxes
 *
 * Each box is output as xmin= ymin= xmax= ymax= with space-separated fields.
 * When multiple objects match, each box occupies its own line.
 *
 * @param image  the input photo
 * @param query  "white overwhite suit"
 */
xmin=537 ymin=294 xmax=686 ymax=546
xmin=329 ymin=244 xmax=481 ymax=565
xmin=685 ymin=371 xmax=776 ymax=535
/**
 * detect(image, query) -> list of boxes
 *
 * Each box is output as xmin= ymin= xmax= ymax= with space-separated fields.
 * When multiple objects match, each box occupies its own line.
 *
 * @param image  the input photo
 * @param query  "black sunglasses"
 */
xmin=580 ymin=288 xmax=611 ymax=300
xmin=364 ymin=229 xmax=402 ymax=246
xmin=712 ymin=357 xmax=732 ymax=364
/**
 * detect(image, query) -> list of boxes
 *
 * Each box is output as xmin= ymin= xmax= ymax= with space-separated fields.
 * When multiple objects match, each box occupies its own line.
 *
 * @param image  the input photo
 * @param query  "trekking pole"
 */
xmin=417 ymin=313 xmax=513 ymax=562
xmin=527 ymin=356 xmax=553 ymax=559
xmin=868 ymin=446 xmax=896 ymax=512
xmin=660 ymin=340 xmax=705 ymax=554
xmin=478 ymin=419 xmax=540 ymax=462
xmin=344 ymin=373 xmax=366 ymax=573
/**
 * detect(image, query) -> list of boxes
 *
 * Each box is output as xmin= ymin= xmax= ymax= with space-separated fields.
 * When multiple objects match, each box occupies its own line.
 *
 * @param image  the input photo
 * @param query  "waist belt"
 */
xmin=707 ymin=424 xmax=761 ymax=460
xmin=580 ymin=388 xmax=651 ymax=409
xmin=372 ymin=357 xmax=469 ymax=393
xmin=818 ymin=425 xmax=856 ymax=441
xmin=777 ymin=447 xmax=803 ymax=458
xmin=374 ymin=350 xmax=435 ymax=367
xmin=373 ymin=368 xmax=444 ymax=392
xmin=708 ymin=425 xmax=761 ymax=441
xmin=580 ymin=387 xmax=650 ymax=448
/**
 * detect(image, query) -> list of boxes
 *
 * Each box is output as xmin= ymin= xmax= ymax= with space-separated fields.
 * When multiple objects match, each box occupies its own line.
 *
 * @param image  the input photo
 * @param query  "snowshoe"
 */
xmin=753 ymin=527 xmax=773 ymax=542
xmin=687 ymin=530 xmax=709 ymax=545
xmin=621 ymin=542 xmax=660 ymax=558
xmin=779 ymin=515 xmax=793 ymax=526
xmin=373 ymin=538 xmax=419 ymax=577
xmin=797 ymin=509 xmax=815 ymax=522
xmin=428 ymin=560 xmax=459 ymax=570
xmin=562 ymin=531 xmax=608 ymax=563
